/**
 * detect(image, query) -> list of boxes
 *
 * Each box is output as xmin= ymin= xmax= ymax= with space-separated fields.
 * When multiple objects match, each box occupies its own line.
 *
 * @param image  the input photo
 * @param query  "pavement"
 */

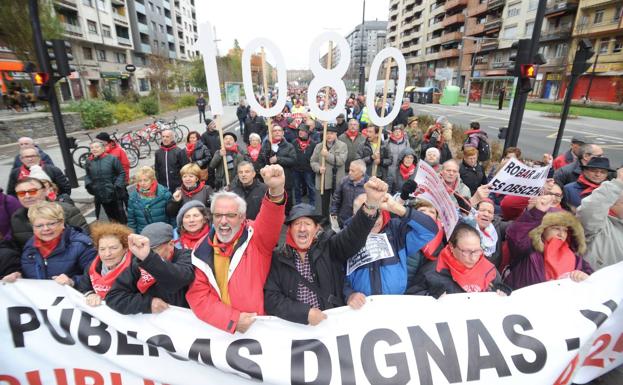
xmin=411 ymin=102 xmax=623 ymax=167
xmin=0 ymin=105 xmax=239 ymax=222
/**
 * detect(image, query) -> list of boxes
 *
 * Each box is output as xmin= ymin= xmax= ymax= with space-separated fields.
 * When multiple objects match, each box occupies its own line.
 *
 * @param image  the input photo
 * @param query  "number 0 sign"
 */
xmin=197 ymin=21 xmax=223 ymax=115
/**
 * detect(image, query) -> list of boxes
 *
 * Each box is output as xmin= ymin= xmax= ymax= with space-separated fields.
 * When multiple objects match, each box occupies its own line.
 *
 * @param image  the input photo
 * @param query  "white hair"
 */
xmin=18 ymin=137 xmax=34 ymax=145
xmin=350 ymin=159 xmax=367 ymax=173
xmin=210 ymin=190 xmax=247 ymax=216
xmin=249 ymin=133 xmax=261 ymax=142
xmin=425 ymin=147 xmax=441 ymax=157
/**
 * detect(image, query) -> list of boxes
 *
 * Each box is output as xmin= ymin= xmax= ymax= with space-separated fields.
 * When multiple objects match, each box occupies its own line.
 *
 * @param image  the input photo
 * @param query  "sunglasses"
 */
xmin=16 ymin=188 xmax=43 ymax=198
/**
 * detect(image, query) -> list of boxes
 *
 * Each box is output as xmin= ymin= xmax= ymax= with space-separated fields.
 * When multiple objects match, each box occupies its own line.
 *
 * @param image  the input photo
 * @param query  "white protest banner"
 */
xmin=3 ymin=262 xmax=622 ymax=385
xmin=488 ymin=159 xmax=551 ymax=197
xmin=346 ymin=233 xmax=395 ymax=275
xmin=414 ymin=161 xmax=459 ymax=236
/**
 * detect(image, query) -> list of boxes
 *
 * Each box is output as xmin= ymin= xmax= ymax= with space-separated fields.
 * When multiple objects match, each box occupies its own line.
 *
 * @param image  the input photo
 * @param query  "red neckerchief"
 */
xmin=577 ymin=174 xmax=601 ymax=197
xmin=345 ymin=130 xmax=359 ymax=140
xmin=18 ymin=164 xmax=32 ymax=180
xmin=179 ymin=225 xmax=210 ymax=250
xmin=225 ymin=143 xmax=239 ymax=153
xmin=34 ymin=234 xmax=63 ymax=258
xmin=138 ymin=180 xmax=158 ymax=197
xmin=399 ymin=163 xmax=416 ymax=180
xmin=247 ymin=144 xmax=261 ymax=161
xmin=160 ymin=143 xmax=177 ymax=152
xmin=88 ymin=153 xmax=108 ymax=161
xmin=422 ymin=220 xmax=444 ymax=261
xmin=137 ymin=249 xmax=175 ymax=294
xmin=88 ymin=251 xmax=132 ymax=299
xmin=444 ymin=179 xmax=459 ymax=195
xmin=186 ymin=142 xmax=196 ymax=160
xmin=206 ymin=223 xmax=246 ymax=258
xmin=182 ymin=181 xmax=205 ymax=198
xmin=380 ymin=210 xmax=391 ymax=230
xmin=390 ymin=131 xmax=405 ymax=142
xmin=296 ymin=138 xmax=311 ymax=151
xmin=543 ymin=237 xmax=577 ymax=281
xmin=271 ymin=138 xmax=282 ymax=144
xmin=436 ymin=244 xmax=496 ymax=292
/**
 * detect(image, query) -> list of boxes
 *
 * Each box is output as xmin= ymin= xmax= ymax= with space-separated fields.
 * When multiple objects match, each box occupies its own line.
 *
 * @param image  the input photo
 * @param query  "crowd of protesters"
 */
xmin=1 ymin=89 xmax=622 ymax=336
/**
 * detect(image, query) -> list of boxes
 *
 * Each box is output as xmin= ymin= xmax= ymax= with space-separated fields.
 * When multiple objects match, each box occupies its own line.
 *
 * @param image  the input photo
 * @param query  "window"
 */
xmin=82 ymin=0 xmax=93 ymax=6
xmin=96 ymin=49 xmax=106 ymax=61
xmin=97 ymin=0 xmax=105 ymax=10
xmin=525 ymin=21 xmax=534 ymax=37
xmin=139 ymin=78 xmax=149 ymax=92
xmin=503 ymin=25 xmax=518 ymax=39
xmin=151 ymin=21 xmax=157 ymax=31
xmin=156 ymin=6 xmax=161 ymax=14
xmin=554 ymin=43 xmax=567 ymax=58
xmin=614 ymin=38 xmax=623 ymax=53
xmin=599 ymin=38 xmax=609 ymax=54
xmin=102 ymin=24 xmax=111 ymax=38
xmin=615 ymin=5 xmax=622 ymax=22
xmin=116 ymin=52 xmax=126 ymax=63
xmin=507 ymin=7 xmax=520 ymax=17
xmin=87 ymin=20 xmax=97 ymax=34
xmin=149 ymin=1 xmax=154 ymax=11
xmin=594 ymin=9 xmax=604 ymax=24
xmin=83 ymin=47 xmax=93 ymax=60
xmin=528 ymin=0 xmax=538 ymax=11
xmin=159 ymin=24 xmax=164 ymax=33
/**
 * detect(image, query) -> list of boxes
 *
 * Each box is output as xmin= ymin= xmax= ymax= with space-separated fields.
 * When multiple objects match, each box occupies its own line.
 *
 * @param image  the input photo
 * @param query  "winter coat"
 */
xmin=186 ymin=196 xmax=285 ymax=333
xmin=127 ymin=184 xmax=173 ymax=233
xmin=209 ymin=149 xmax=246 ymax=187
xmin=200 ymin=129 xmax=222 ymax=156
xmin=236 ymin=105 xmax=249 ymax=121
xmin=0 ymin=239 xmax=21 ymax=278
xmin=264 ymin=207 xmax=378 ymax=324
xmin=10 ymin=203 xmax=89 ymax=250
xmin=357 ymin=139 xmax=393 ymax=183
xmin=505 ymin=207 xmax=549 ymax=265
xmin=20 ymin=226 xmax=96 ymax=286
xmin=259 ymin=140 xmax=297 ymax=189
xmin=553 ymin=149 xmax=575 ymax=170
xmin=392 ymin=148 xmax=416 ymax=194
xmin=7 ymin=164 xmax=72 ymax=197
xmin=564 ymin=179 xmax=598 ymax=209
xmin=106 ymin=248 xmax=194 ymax=314
xmin=12 ymin=146 xmax=54 ymax=169
xmin=310 ymin=140 xmax=348 ymax=191
xmin=105 ymin=142 xmax=130 ymax=184
xmin=577 ymin=179 xmax=623 ymax=270
xmin=446 ymin=180 xmax=472 ymax=208
xmin=420 ymin=139 xmax=453 ymax=164
xmin=407 ymin=128 xmax=424 ymax=156
xmin=196 ymin=97 xmax=207 ymax=111
xmin=338 ymin=132 xmax=366 ymax=171
xmin=85 ymin=154 xmax=126 ymax=204
xmin=345 ymin=208 xmax=438 ymax=297
xmin=459 ymin=161 xmax=488 ymax=196
xmin=386 ymin=137 xmax=410 ymax=182
xmin=293 ymin=138 xmax=318 ymax=173
xmin=154 ymin=144 xmax=188 ymax=193
xmin=335 ymin=120 xmax=348 ymax=136
xmin=0 ymin=189 xmax=21 ymax=240
xmin=393 ymin=107 xmax=414 ymax=127
xmin=165 ymin=184 xmax=214 ymax=219
xmin=554 ymin=160 xmax=582 ymax=188
xmin=229 ymin=178 xmax=268 ymax=220
xmin=187 ymin=140 xmax=212 ymax=169
xmin=330 ymin=175 xmax=368 ymax=226
xmin=407 ymin=258 xmax=505 ymax=298
xmin=504 ymin=209 xmax=592 ymax=290
xmin=244 ymin=116 xmax=267 ymax=143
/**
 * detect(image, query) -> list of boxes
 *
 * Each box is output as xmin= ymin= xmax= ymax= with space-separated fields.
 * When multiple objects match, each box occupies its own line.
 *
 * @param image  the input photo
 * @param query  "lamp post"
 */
xmin=358 ymin=0 xmax=366 ymax=95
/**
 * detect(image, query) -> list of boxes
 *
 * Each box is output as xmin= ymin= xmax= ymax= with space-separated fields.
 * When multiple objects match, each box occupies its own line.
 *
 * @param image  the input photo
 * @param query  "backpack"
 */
xmin=464 ymin=133 xmax=491 ymax=162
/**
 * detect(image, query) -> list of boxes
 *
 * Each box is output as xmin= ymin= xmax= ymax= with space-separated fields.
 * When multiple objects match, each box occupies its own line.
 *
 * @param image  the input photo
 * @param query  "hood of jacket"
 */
xmin=398 ymin=147 xmax=417 ymax=164
xmin=528 ymin=209 xmax=586 ymax=255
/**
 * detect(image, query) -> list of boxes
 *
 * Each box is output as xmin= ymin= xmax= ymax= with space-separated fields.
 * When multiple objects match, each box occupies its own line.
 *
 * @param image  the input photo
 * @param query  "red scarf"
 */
xmin=543 ymin=237 xmax=577 ymax=281
xmin=436 ymin=245 xmax=496 ymax=292
xmin=390 ymin=131 xmax=405 ymax=142
xmin=160 ymin=143 xmax=177 ymax=152
xmin=186 ymin=142 xmax=196 ymax=161
xmin=88 ymin=251 xmax=132 ymax=299
xmin=225 ymin=143 xmax=239 ymax=153
xmin=422 ymin=220 xmax=444 ymax=261
xmin=182 ymin=181 xmax=205 ymax=198
xmin=380 ymin=210 xmax=391 ymax=230
xmin=577 ymin=174 xmax=601 ymax=197
xmin=271 ymin=137 xmax=282 ymax=144
xmin=345 ymin=130 xmax=359 ymax=140
xmin=179 ymin=225 xmax=210 ymax=250
xmin=444 ymin=179 xmax=459 ymax=195
xmin=399 ymin=163 xmax=416 ymax=180
xmin=206 ymin=224 xmax=246 ymax=258
xmin=138 ymin=180 xmax=158 ymax=197
xmin=286 ymin=229 xmax=314 ymax=253
xmin=137 ymin=249 xmax=175 ymax=294
xmin=34 ymin=234 xmax=63 ymax=258
xmin=18 ymin=165 xmax=31 ymax=180
xmin=247 ymin=144 xmax=261 ymax=161
xmin=296 ymin=138 xmax=311 ymax=151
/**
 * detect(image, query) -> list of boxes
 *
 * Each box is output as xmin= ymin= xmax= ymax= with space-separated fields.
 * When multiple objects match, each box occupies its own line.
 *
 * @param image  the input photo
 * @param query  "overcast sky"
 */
xmin=196 ymin=0 xmax=390 ymax=69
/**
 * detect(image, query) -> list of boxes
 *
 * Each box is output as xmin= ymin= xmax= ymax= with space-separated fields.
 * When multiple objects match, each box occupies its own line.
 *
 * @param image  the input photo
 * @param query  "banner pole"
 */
xmin=216 ymin=116 xmax=230 ymax=186
xmin=372 ymin=57 xmax=392 ymax=176
xmin=320 ymin=40 xmax=333 ymax=196
xmin=261 ymin=47 xmax=273 ymax=144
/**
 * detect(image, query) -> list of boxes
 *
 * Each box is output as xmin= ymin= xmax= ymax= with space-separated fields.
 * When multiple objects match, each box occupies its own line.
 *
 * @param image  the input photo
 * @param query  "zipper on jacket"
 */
xmin=165 ymin=152 xmax=170 ymax=189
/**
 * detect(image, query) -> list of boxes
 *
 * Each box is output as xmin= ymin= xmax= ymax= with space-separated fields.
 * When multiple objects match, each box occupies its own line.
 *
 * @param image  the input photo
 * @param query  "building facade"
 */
xmin=342 ymin=20 xmax=388 ymax=86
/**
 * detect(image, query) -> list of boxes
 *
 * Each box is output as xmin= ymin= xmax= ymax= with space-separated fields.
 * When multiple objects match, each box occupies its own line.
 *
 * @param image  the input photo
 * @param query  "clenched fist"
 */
xmin=260 ymin=164 xmax=286 ymax=196
xmin=128 ymin=234 xmax=151 ymax=261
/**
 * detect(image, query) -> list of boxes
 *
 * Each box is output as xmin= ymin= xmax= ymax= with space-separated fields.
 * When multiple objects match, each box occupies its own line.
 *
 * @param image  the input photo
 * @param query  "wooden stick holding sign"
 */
xmin=372 ymin=57 xmax=392 ymax=177
xmin=216 ymin=116 xmax=230 ymax=186
xmin=261 ymin=47 xmax=273 ymax=144
xmin=319 ymin=40 xmax=333 ymax=195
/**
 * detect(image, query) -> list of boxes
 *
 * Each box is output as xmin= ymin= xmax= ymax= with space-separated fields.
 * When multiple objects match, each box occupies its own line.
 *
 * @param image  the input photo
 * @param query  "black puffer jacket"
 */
xmin=165 ymin=184 xmax=214 ymax=219
xmin=7 ymin=164 xmax=72 ymax=197
xmin=200 ymin=128 xmax=222 ymax=156
xmin=264 ymin=208 xmax=377 ymax=324
xmin=187 ymin=140 xmax=212 ymax=169
xmin=106 ymin=248 xmax=194 ymax=314
xmin=357 ymin=139 xmax=393 ymax=181
xmin=84 ymin=154 xmax=126 ymax=203
xmin=293 ymin=138 xmax=317 ymax=172
xmin=0 ymin=239 xmax=21 ymax=278
xmin=244 ymin=115 xmax=267 ymax=143
xmin=259 ymin=140 xmax=297 ymax=189
xmin=229 ymin=178 xmax=268 ymax=220
xmin=154 ymin=144 xmax=188 ymax=193
xmin=459 ymin=161 xmax=487 ymax=196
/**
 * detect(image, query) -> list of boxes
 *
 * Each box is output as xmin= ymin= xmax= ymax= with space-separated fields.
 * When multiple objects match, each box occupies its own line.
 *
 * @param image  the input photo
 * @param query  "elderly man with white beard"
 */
xmin=186 ymin=164 xmax=287 ymax=334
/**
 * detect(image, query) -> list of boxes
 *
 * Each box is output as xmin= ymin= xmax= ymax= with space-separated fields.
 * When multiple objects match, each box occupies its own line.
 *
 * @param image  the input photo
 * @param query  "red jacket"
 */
xmin=186 ymin=195 xmax=285 ymax=333
xmin=552 ymin=149 xmax=574 ymax=170
xmin=106 ymin=142 xmax=130 ymax=183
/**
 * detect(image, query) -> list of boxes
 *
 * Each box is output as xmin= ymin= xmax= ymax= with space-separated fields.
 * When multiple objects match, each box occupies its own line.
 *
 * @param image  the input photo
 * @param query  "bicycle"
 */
xmin=115 ymin=130 xmax=151 ymax=159
xmin=110 ymin=131 xmax=140 ymax=168
xmin=168 ymin=116 xmax=189 ymax=139
xmin=70 ymin=133 xmax=93 ymax=169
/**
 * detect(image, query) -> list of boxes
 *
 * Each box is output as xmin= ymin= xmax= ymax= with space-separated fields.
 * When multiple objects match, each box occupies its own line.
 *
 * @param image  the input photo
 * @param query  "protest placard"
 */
xmin=489 ymin=159 xmax=551 ymax=197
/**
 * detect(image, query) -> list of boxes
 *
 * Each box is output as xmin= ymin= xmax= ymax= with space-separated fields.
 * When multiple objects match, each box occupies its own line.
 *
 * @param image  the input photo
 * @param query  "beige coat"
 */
xmin=310 ymin=140 xmax=348 ymax=190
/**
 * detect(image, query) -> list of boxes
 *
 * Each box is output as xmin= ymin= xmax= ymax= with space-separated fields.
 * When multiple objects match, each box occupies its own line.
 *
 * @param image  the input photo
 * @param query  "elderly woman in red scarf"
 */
xmin=166 ymin=163 xmax=214 ymax=219
xmin=407 ymin=223 xmax=510 ymax=298
xmin=76 ymin=222 xmax=132 ymax=306
xmin=185 ymin=131 xmax=211 ymax=171
xmin=393 ymin=147 xmax=417 ymax=194
xmin=420 ymin=123 xmax=453 ymax=163
xmin=245 ymin=133 xmax=263 ymax=173
xmin=174 ymin=200 xmax=210 ymax=250
xmin=127 ymin=166 xmax=172 ymax=233
xmin=504 ymin=194 xmax=592 ymax=290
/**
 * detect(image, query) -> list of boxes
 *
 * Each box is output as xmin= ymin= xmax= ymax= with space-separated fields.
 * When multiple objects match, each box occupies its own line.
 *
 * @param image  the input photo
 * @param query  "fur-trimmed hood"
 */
xmin=528 ymin=210 xmax=586 ymax=255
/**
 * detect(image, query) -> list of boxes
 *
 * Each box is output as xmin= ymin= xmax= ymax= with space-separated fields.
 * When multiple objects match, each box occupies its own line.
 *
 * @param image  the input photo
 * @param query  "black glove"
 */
xmin=400 ymin=179 xmax=418 ymax=201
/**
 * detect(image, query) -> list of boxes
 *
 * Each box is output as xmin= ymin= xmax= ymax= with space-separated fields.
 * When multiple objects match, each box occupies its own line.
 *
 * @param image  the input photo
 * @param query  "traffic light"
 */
xmin=520 ymin=64 xmax=537 ymax=78
xmin=571 ymin=39 xmax=595 ymax=76
xmin=507 ymin=39 xmax=532 ymax=77
xmin=45 ymin=39 xmax=74 ymax=78
xmin=33 ymin=72 xmax=51 ymax=100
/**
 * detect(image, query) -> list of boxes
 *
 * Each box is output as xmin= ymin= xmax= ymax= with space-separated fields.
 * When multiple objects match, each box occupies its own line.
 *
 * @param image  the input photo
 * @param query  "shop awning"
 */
xmin=404 ymin=86 xmax=416 ymax=92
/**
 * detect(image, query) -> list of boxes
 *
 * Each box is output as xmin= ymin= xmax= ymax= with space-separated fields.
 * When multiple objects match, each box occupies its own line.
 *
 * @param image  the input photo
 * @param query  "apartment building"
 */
xmin=342 ymin=21 xmax=388 ymax=85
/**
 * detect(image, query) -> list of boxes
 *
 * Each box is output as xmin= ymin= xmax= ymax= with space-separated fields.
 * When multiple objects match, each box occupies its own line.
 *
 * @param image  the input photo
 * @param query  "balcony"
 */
xmin=445 ymin=0 xmax=468 ymax=11
xmin=484 ymin=18 xmax=502 ymax=32
xmin=138 ymin=22 xmax=149 ymax=34
xmin=545 ymin=1 xmax=578 ymax=17
xmin=430 ymin=21 xmax=445 ymax=32
xmin=480 ymin=40 xmax=499 ymax=52
xmin=442 ymin=13 xmax=465 ymax=27
xmin=468 ymin=2 xmax=487 ymax=17
xmin=165 ymin=17 xmax=172 ymax=27
xmin=542 ymin=56 xmax=565 ymax=67
xmin=169 ymin=50 xmax=177 ymax=59
xmin=112 ymin=11 xmax=128 ymax=25
xmin=135 ymin=1 xmax=146 ymax=14
xmin=141 ymin=43 xmax=152 ymax=53
xmin=491 ymin=61 xmax=510 ymax=69
xmin=167 ymin=34 xmax=175 ymax=43
xmin=576 ymin=19 xmax=623 ymax=36
xmin=580 ymin=0 xmax=620 ymax=7
xmin=62 ymin=22 xmax=82 ymax=36
xmin=163 ymin=0 xmax=170 ymax=10
xmin=439 ymin=48 xmax=460 ymax=58
xmin=487 ymin=0 xmax=505 ymax=10
xmin=440 ymin=31 xmax=462 ymax=43
xmin=427 ymin=36 xmax=442 ymax=46
xmin=111 ymin=0 xmax=124 ymax=5
xmin=56 ymin=0 xmax=78 ymax=9
xmin=466 ymin=22 xmax=485 ymax=36
xmin=117 ymin=36 xmax=131 ymax=46
xmin=540 ymin=24 xmax=573 ymax=41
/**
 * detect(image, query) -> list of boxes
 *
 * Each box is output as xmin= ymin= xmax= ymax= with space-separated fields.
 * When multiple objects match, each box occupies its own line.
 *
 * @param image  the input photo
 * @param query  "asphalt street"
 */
xmin=412 ymin=102 xmax=623 ymax=167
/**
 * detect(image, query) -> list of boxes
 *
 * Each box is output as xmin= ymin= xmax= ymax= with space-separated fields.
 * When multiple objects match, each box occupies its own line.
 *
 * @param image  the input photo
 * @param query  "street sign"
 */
xmin=125 ymin=64 xmax=136 ymax=73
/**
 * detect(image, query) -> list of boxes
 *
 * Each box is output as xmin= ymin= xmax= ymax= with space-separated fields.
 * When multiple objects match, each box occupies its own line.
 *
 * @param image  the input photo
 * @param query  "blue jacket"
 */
xmin=20 ymin=227 xmax=96 ymax=286
xmin=127 ymin=184 xmax=173 ymax=233
xmin=344 ymin=208 xmax=438 ymax=297
xmin=564 ymin=179 xmax=594 ymax=209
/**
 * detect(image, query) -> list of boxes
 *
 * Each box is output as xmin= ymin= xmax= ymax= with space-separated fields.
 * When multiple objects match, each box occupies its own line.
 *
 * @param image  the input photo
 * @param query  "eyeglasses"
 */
xmin=455 ymin=247 xmax=482 ymax=258
xmin=33 ymin=220 xmax=62 ymax=230
xmin=21 ymin=155 xmax=39 ymax=159
xmin=212 ymin=212 xmax=239 ymax=220
xmin=547 ymin=192 xmax=563 ymax=198
xmin=16 ymin=188 xmax=43 ymax=198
